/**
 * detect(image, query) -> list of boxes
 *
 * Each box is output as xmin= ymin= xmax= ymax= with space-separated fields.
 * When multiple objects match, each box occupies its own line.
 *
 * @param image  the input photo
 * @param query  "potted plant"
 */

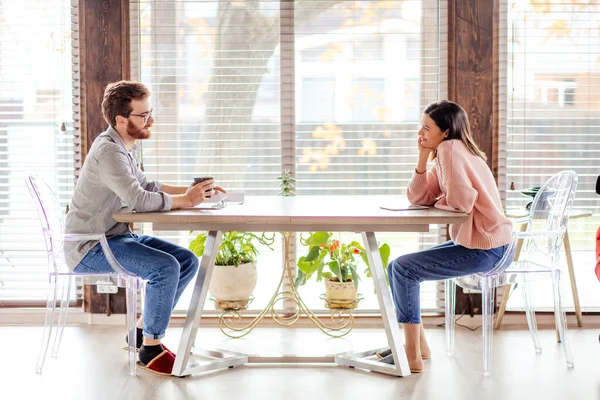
xmin=277 ymin=169 xmax=296 ymax=196
xmin=189 ymin=231 xmax=275 ymax=310
xmin=295 ymin=232 xmax=390 ymax=306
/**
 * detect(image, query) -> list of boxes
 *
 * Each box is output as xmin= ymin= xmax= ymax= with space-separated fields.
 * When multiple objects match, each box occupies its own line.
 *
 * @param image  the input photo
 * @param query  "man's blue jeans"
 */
xmin=387 ymin=240 xmax=508 ymax=324
xmin=74 ymin=234 xmax=199 ymax=340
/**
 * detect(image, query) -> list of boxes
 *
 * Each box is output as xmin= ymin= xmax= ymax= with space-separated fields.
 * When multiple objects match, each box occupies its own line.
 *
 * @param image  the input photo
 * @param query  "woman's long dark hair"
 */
xmin=424 ymin=100 xmax=487 ymax=162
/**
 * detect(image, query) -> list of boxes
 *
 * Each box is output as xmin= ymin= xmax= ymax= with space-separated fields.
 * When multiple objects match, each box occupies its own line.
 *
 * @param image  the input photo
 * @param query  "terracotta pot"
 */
xmin=325 ymin=278 xmax=357 ymax=302
xmin=209 ymin=262 xmax=257 ymax=301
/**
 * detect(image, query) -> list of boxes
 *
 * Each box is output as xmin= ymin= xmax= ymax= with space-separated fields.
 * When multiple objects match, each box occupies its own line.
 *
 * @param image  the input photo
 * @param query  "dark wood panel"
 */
xmin=456 ymin=0 xmax=494 ymax=34
xmin=457 ymin=71 xmax=493 ymax=160
xmin=450 ymin=5 xmax=495 ymax=171
xmin=456 ymin=0 xmax=476 ymax=31
xmin=83 ymin=285 xmax=126 ymax=314
xmin=79 ymin=0 xmax=130 ymax=158
xmin=449 ymin=0 xmax=498 ymax=315
xmin=83 ymin=0 xmax=124 ymax=145
xmin=456 ymin=17 xmax=493 ymax=75
xmin=492 ymin=0 xmax=500 ymax=180
xmin=79 ymin=0 xmax=130 ymax=314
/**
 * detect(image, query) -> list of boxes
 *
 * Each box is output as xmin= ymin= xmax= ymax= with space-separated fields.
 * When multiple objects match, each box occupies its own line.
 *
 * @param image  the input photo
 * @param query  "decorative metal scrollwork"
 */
xmin=213 ymin=232 xmax=360 ymax=339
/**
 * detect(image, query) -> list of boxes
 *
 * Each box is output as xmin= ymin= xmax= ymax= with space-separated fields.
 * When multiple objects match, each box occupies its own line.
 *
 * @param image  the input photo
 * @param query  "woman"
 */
xmin=380 ymin=100 xmax=512 ymax=372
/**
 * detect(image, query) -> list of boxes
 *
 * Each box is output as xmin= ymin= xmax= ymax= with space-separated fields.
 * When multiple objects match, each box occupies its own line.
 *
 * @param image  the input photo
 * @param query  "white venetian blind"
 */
xmin=292 ymin=0 xmax=447 ymax=312
xmin=130 ymin=0 xmax=447 ymax=313
xmin=130 ymin=0 xmax=283 ymax=313
xmin=504 ymin=1 xmax=600 ymax=311
xmin=0 ymin=0 xmax=75 ymax=304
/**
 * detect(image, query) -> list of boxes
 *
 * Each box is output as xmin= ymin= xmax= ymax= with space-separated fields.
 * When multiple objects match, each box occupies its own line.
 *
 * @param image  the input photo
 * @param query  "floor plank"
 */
xmin=1 ymin=325 xmax=599 ymax=400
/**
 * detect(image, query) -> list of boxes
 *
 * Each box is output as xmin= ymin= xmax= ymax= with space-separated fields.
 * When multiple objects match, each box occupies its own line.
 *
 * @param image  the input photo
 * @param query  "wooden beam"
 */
xmin=79 ymin=0 xmax=130 ymax=157
xmin=79 ymin=0 xmax=130 ymax=314
xmin=448 ymin=0 xmax=498 ymax=316
xmin=448 ymin=0 xmax=496 ymax=171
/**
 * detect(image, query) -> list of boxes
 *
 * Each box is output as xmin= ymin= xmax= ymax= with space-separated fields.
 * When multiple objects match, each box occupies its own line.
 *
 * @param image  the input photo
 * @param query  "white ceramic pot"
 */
xmin=209 ymin=262 xmax=257 ymax=301
xmin=325 ymin=279 xmax=357 ymax=302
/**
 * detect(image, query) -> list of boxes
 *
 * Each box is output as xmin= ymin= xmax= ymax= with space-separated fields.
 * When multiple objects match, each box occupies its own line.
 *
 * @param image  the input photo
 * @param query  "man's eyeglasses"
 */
xmin=128 ymin=108 xmax=153 ymax=123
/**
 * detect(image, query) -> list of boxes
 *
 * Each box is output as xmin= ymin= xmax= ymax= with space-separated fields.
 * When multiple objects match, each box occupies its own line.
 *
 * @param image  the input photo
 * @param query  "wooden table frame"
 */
xmin=494 ymin=210 xmax=591 ymax=330
xmin=114 ymin=196 xmax=467 ymax=378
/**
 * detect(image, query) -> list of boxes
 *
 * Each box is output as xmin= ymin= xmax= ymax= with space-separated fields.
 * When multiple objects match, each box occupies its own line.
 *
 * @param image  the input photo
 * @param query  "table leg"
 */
xmin=335 ymin=232 xmax=411 ymax=377
xmin=171 ymin=231 xmax=247 ymax=377
xmin=495 ymin=223 xmax=527 ymax=330
xmin=563 ymin=229 xmax=583 ymax=328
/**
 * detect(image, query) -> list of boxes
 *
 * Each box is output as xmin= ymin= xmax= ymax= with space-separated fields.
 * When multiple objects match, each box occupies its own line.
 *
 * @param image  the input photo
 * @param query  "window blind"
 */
xmin=0 ymin=0 xmax=75 ymax=305
xmin=504 ymin=0 xmax=600 ymax=311
xmin=130 ymin=0 xmax=447 ymax=313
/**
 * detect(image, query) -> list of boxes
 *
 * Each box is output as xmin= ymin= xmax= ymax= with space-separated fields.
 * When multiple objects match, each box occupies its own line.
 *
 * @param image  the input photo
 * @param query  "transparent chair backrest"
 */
xmin=25 ymin=174 xmax=67 ymax=274
xmin=481 ymin=170 xmax=577 ymax=277
xmin=525 ymin=170 xmax=578 ymax=259
xmin=527 ymin=171 xmax=577 ymax=236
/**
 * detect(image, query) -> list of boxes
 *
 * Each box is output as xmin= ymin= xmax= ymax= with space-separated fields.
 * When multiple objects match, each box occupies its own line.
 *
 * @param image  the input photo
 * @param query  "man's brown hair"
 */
xmin=101 ymin=80 xmax=150 ymax=126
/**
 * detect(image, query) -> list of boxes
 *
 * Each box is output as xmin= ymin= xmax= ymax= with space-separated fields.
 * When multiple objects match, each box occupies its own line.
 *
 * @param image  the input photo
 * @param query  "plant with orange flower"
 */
xmin=295 ymin=232 xmax=389 ymax=289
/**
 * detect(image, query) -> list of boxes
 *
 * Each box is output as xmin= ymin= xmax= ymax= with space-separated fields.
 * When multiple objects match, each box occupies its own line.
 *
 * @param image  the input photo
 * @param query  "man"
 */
xmin=65 ymin=80 xmax=223 ymax=375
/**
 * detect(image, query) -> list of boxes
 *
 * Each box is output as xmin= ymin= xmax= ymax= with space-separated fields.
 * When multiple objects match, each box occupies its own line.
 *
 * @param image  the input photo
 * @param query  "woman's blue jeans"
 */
xmin=387 ymin=240 xmax=508 ymax=324
xmin=74 ymin=234 xmax=199 ymax=340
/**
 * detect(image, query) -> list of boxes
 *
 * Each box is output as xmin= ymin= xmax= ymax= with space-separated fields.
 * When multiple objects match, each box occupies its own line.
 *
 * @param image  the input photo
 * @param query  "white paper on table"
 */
xmin=379 ymin=204 xmax=429 ymax=212
xmin=222 ymin=191 xmax=244 ymax=204
xmin=188 ymin=191 xmax=245 ymax=209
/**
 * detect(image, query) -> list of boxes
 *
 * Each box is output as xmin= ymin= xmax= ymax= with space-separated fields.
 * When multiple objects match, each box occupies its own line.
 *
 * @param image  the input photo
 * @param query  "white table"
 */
xmin=113 ymin=195 xmax=467 ymax=377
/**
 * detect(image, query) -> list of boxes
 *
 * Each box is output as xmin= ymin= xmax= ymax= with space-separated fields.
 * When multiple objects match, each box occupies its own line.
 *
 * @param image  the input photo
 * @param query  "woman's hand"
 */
xmin=418 ymin=137 xmax=433 ymax=159
xmin=416 ymin=137 xmax=433 ymax=174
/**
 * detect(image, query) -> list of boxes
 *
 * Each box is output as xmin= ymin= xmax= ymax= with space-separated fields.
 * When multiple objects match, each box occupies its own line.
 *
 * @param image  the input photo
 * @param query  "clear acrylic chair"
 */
xmin=445 ymin=170 xmax=578 ymax=376
xmin=25 ymin=174 xmax=139 ymax=376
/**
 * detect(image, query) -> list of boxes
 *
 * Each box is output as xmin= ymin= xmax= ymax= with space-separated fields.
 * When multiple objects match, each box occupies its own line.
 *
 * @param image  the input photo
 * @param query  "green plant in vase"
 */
xmin=295 ymin=232 xmax=390 ymax=306
xmin=189 ymin=231 xmax=275 ymax=310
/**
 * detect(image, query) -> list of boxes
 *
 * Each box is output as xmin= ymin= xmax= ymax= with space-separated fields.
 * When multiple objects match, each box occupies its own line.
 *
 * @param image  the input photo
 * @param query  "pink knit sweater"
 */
xmin=407 ymin=139 xmax=512 ymax=250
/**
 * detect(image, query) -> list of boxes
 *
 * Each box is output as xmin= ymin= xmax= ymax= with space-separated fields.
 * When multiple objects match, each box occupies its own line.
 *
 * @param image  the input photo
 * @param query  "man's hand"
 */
xmin=185 ymin=179 xmax=215 ymax=207
xmin=168 ymin=181 xmax=229 ymax=210
xmin=170 ymin=179 xmax=214 ymax=209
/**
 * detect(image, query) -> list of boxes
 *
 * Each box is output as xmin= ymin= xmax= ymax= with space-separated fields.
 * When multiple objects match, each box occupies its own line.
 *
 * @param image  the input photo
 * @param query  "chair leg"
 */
xmin=36 ymin=275 xmax=58 ymax=374
xmin=552 ymin=270 xmax=574 ymax=368
xmin=482 ymin=277 xmax=495 ymax=377
xmin=125 ymin=277 xmax=138 ymax=376
xmin=51 ymin=276 xmax=72 ymax=358
xmin=445 ymin=279 xmax=456 ymax=356
xmin=521 ymin=281 xmax=542 ymax=353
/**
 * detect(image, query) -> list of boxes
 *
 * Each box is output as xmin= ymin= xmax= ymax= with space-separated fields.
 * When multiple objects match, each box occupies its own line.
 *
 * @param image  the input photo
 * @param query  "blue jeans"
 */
xmin=74 ymin=234 xmax=199 ymax=340
xmin=387 ymin=240 xmax=508 ymax=324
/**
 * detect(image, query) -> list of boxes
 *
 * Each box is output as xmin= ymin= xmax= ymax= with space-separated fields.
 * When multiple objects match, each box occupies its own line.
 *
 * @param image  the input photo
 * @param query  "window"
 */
xmin=352 ymin=78 xmax=386 ymax=122
xmin=0 ymin=0 xmax=75 ymax=304
xmin=300 ymin=77 xmax=336 ymax=122
xmin=563 ymin=80 xmax=576 ymax=106
xmin=130 ymin=0 xmax=447 ymax=314
xmin=504 ymin=1 xmax=600 ymax=311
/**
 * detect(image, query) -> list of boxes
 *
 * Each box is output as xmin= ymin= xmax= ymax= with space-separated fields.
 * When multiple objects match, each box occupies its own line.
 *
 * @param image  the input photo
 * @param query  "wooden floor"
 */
xmin=2 ymin=324 xmax=599 ymax=400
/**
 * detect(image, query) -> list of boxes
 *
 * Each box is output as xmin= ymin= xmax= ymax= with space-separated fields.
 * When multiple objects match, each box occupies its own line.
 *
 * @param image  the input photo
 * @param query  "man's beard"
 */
xmin=126 ymin=120 xmax=152 ymax=140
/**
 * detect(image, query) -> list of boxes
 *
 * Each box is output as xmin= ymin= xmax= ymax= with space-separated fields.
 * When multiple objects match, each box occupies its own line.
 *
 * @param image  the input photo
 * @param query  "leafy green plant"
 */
xmin=295 ymin=232 xmax=390 ymax=289
xmin=277 ymin=169 xmax=296 ymax=196
xmin=189 ymin=231 xmax=275 ymax=266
